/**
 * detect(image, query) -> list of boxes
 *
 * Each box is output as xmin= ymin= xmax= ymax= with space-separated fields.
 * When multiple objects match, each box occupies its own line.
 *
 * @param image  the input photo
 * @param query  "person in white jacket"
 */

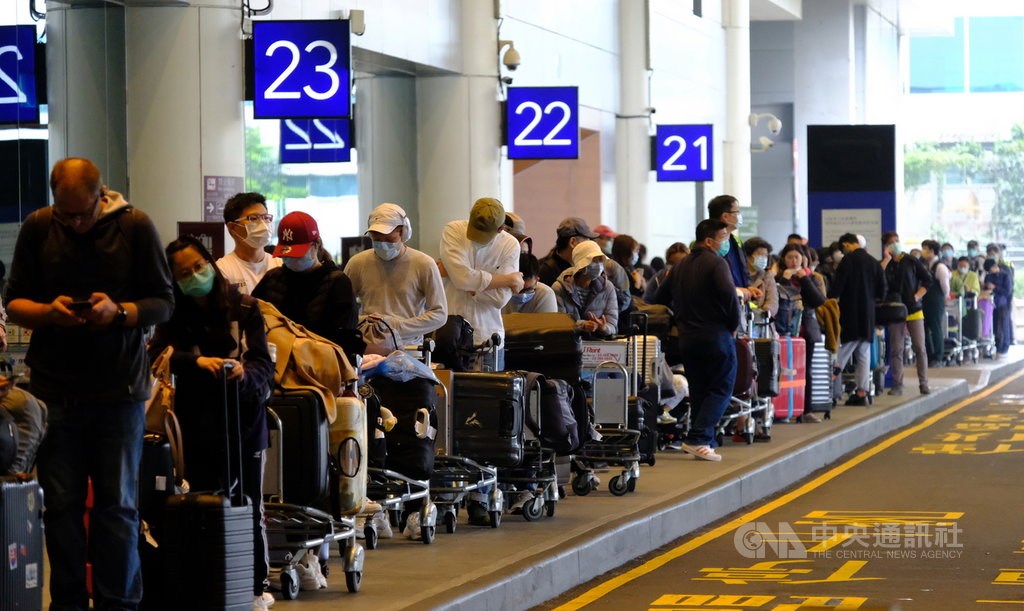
xmin=438 ymin=198 xmax=523 ymax=366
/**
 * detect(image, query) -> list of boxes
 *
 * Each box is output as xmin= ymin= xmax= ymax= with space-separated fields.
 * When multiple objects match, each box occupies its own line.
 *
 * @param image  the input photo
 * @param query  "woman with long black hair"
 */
xmin=148 ymin=236 xmax=275 ymax=609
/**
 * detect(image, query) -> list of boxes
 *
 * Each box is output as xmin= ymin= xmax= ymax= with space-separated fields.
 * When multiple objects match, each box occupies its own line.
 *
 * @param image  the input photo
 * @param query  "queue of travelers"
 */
xmin=1 ymin=156 xmax=1017 ymax=610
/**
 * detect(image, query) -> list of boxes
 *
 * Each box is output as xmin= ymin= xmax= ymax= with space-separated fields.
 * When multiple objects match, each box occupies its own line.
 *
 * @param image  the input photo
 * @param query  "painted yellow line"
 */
xmin=977 ymin=601 xmax=1024 ymax=605
xmin=554 ymin=369 xmax=1024 ymax=611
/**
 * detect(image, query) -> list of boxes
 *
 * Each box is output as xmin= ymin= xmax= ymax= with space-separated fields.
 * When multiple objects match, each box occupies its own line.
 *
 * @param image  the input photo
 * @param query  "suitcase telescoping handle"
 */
xmin=629 ymin=311 xmax=648 ymax=394
xmin=221 ymin=363 xmax=245 ymax=507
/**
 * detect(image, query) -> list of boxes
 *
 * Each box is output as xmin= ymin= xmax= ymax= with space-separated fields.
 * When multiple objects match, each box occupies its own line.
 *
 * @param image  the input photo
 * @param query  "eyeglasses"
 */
xmin=53 ymin=196 xmax=101 ymax=226
xmin=234 ymin=214 xmax=274 ymax=224
xmin=174 ymin=259 xmax=209 ymax=281
xmin=728 ymin=209 xmax=741 ymax=214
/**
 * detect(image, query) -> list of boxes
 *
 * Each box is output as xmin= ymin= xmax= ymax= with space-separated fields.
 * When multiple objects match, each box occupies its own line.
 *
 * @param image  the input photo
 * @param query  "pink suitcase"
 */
xmin=772 ymin=337 xmax=807 ymax=421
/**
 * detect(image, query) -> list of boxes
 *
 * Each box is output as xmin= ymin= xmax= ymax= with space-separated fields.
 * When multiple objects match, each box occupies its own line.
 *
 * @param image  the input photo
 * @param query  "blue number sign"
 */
xmin=506 ymin=87 xmax=578 ymax=160
xmin=0 ymin=25 xmax=38 ymax=124
xmin=280 ymin=119 xmax=351 ymax=163
xmin=253 ymin=20 xmax=351 ymax=119
xmin=655 ymin=124 xmax=713 ymax=182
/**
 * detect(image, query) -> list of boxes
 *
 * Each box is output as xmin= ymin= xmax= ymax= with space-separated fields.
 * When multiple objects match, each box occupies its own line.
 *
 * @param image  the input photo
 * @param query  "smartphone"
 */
xmin=68 ymin=300 xmax=92 ymax=311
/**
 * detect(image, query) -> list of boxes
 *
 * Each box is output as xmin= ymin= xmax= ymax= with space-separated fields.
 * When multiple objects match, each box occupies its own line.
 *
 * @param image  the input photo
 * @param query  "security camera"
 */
xmin=767 ymin=116 xmax=782 ymax=135
xmin=503 ymin=46 xmax=520 ymax=71
xmin=499 ymin=40 xmax=520 ymax=71
xmin=501 ymin=76 xmax=514 ymax=85
xmin=752 ymin=136 xmax=774 ymax=153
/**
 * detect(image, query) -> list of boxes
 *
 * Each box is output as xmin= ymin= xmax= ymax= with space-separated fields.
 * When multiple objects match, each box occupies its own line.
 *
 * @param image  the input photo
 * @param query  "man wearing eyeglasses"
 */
xmin=707 ymin=194 xmax=763 ymax=303
xmin=216 ymin=192 xmax=282 ymax=295
xmin=4 ymin=157 xmax=174 ymax=610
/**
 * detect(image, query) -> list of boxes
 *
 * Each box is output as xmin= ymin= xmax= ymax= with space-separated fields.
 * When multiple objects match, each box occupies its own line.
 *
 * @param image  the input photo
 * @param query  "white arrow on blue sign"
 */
xmin=280 ymin=119 xmax=351 ymax=163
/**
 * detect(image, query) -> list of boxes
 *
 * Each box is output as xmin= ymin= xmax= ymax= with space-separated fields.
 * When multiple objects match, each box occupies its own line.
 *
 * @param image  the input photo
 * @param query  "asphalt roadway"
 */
xmin=543 ymin=368 xmax=1024 ymax=611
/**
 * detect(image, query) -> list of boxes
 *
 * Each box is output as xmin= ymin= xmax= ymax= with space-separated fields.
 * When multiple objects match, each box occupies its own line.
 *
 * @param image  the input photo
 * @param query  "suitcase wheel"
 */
xmin=609 ymin=475 xmax=629 ymax=496
xmin=489 ymin=510 xmax=502 ymax=528
xmin=522 ymin=496 xmax=545 ymax=522
xmin=281 ymin=569 xmax=300 ymax=600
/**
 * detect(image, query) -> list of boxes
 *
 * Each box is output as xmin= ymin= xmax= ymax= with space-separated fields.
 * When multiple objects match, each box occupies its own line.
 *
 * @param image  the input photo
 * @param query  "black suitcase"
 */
xmin=452 ymin=371 xmax=526 ymax=468
xmin=268 ymin=388 xmax=329 ymax=506
xmin=368 ymin=377 xmax=438 ymax=480
xmin=161 ymin=371 xmax=254 ymax=611
xmin=754 ymin=339 xmax=781 ymax=398
xmin=963 ymin=308 xmax=982 ymax=341
xmin=1 ymin=476 xmax=44 ymax=611
xmin=628 ymin=396 xmax=658 ymax=466
xmin=502 ymin=312 xmax=583 ymax=382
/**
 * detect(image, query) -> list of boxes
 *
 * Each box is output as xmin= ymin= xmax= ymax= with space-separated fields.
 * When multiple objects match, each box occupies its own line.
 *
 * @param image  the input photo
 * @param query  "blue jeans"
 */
xmin=38 ymin=399 xmax=145 ymax=611
xmin=679 ymin=331 xmax=737 ymax=447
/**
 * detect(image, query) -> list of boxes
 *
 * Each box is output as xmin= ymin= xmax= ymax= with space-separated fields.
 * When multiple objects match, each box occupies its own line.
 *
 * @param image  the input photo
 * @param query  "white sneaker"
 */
xmin=371 ymin=510 xmax=393 ymax=539
xmin=403 ymin=511 xmax=421 ymax=540
xmin=254 ymin=595 xmax=268 ymax=611
xmin=354 ymin=516 xmax=366 ymax=539
xmin=297 ymin=550 xmax=327 ymax=590
xmin=261 ymin=592 xmax=275 ymax=608
xmin=657 ymin=410 xmax=678 ymax=425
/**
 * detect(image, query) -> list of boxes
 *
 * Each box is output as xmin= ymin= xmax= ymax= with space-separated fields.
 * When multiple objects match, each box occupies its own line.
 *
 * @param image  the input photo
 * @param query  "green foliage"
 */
xmin=244 ymin=127 xmax=308 ymax=211
xmin=903 ymin=142 xmax=983 ymax=191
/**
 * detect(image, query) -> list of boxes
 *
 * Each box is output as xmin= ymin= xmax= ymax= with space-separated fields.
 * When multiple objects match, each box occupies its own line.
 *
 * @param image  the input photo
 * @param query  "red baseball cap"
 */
xmin=273 ymin=211 xmax=320 ymax=258
xmin=593 ymin=224 xmax=619 ymax=239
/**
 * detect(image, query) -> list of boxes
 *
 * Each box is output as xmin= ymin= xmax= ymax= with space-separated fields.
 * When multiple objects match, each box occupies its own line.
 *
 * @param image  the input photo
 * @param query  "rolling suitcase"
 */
xmin=161 ymin=370 xmax=254 ymax=611
xmin=502 ymin=312 xmax=583 ymax=382
xmin=963 ymin=307 xmax=982 ymax=341
xmin=452 ymin=371 xmax=526 ymax=468
xmin=1 ymin=476 xmax=44 ymax=611
xmin=267 ymin=388 xmax=329 ymax=506
xmin=754 ymin=338 xmax=781 ymax=398
xmin=807 ymin=338 xmax=835 ymax=414
xmin=139 ymin=433 xmax=177 ymax=536
xmin=772 ymin=336 xmax=807 ymax=421
xmin=733 ymin=337 xmax=757 ymax=398
xmin=367 ymin=377 xmax=438 ymax=480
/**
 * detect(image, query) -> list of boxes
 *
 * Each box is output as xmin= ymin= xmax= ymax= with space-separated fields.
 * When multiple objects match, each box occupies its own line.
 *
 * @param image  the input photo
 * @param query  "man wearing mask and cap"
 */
xmin=538 ymin=217 xmax=600 ymax=287
xmin=593 ymin=224 xmax=619 ymax=256
xmin=439 ymin=197 xmax=523 ymax=353
xmin=345 ymin=203 xmax=447 ymax=350
xmin=503 ymin=211 xmax=533 ymax=254
xmin=253 ymin=211 xmax=361 ymax=358
xmin=551 ymin=241 xmax=619 ymax=337
xmin=216 ymin=192 xmax=282 ymax=295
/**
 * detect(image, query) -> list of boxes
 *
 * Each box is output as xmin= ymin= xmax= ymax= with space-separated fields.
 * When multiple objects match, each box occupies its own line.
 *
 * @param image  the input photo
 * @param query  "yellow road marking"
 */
xmin=978 ymin=601 xmax=1024 ymax=605
xmin=554 ymin=369 xmax=1024 ymax=611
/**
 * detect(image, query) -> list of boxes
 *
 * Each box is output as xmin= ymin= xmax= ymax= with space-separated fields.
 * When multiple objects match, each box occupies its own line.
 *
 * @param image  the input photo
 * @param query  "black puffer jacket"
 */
xmin=884 ymin=255 xmax=931 ymax=316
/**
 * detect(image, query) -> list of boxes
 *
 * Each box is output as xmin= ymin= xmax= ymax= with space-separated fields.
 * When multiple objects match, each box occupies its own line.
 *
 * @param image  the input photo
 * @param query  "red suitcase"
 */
xmin=772 ymin=336 xmax=807 ymax=421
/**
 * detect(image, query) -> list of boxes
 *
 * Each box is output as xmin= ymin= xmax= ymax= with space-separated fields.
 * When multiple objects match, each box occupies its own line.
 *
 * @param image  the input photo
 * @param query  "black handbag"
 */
xmin=875 ymin=301 xmax=908 ymax=325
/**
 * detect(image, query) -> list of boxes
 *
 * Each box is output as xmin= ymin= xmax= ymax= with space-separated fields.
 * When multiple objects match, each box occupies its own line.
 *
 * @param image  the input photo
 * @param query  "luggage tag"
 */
xmin=414 ymin=408 xmax=437 ymax=440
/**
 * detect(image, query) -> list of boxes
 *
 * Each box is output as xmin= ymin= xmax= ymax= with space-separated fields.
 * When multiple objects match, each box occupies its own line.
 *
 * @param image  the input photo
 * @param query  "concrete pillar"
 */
xmin=46 ymin=5 xmax=128 ymax=195
xmin=615 ymin=0 xmax=651 ymax=238
xmin=723 ymin=0 xmax=752 ymax=207
xmin=355 ymin=75 xmax=421 ymax=248
xmin=124 ymin=2 xmax=245 ymax=241
xmin=415 ymin=0 xmax=501 ymax=257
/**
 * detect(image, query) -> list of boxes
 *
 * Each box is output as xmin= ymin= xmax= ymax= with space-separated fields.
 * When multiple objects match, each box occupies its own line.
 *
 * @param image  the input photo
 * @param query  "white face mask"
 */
xmin=959 ymin=266 xmax=969 ymax=274
xmin=734 ymin=212 xmax=744 ymax=227
xmin=241 ymin=221 xmax=271 ymax=249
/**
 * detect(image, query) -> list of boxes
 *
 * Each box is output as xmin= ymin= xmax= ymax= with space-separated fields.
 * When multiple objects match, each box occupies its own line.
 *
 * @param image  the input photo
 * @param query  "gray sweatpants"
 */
xmin=889 ymin=319 xmax=928 ymax=389
xmin=836 ymin=339 xmax=871 ymax=393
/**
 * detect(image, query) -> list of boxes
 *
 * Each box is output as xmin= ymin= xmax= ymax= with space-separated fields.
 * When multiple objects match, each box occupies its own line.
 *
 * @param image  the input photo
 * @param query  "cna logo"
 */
xmin=282 ymin=228 xmax=294 ymax=242
xmin=734 ymin=522 xmax=808 ymax=559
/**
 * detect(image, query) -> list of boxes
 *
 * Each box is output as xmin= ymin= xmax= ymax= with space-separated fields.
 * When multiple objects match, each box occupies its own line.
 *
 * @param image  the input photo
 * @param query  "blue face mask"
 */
xmin=373 ymin=240 xmax=402 ymax=261
xmin=716 ymin=238 xmax=731 ymax=257
xmin=753 ymin=255 xmax=768 ymax=270
xmin=630 ymin=252 xmax=639 ymax=266
xmin=283 ymin=250 xmax=316 ymax=272
xmin=968 ymin=248 xmax=979 ymax=257
xmin=178 ymin=263 xmax=216 ymax=298
xmin=510 ymin=290 xmax=535 ymax=306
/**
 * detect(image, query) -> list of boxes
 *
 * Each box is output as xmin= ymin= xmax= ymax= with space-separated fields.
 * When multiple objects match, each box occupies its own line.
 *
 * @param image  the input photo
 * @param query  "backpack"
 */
xmin=524 ymin=373 xmax=579 ymax=455
xmin=431 ymin=315 xmax=475 ymax=371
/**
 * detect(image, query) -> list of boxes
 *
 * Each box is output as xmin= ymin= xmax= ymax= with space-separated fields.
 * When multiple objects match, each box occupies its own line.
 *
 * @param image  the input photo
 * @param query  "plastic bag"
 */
xmin=362 ymin=350 xmax=439 ymax=384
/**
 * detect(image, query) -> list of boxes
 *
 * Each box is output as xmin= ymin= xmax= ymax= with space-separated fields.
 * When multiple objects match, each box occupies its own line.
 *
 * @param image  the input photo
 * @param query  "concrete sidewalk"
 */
xmin=273 ymin=348 xmax=1022 ymax=611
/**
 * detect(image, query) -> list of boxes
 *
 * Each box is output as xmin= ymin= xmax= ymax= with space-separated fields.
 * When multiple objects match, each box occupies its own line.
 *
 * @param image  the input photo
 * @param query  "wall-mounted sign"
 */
xmin=655 ymin=124 xmax=713 ymax=182
xmin=178 ymin=222 xmax=225 ymax=260
xmin=253 ymin=20 xmax=351 ymax=119
xmin=203 ymin=175 xmax=245 ymax=223
xmin=280 ymin=119 xmax=351 ymax=163
xmin=0 ymin=25 xmax=38 ymax=124
xmin=506 ymin=86 xmax=579 ymax=160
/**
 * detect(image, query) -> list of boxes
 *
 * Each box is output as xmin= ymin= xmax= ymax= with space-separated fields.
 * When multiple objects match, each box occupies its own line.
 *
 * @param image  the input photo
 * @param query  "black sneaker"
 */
xmin=845 ymin=394 xmax=868 ymax=406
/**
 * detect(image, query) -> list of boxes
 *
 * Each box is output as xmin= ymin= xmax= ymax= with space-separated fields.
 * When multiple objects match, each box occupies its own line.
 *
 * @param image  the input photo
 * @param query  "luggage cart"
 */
xmin=572 ymin=334 xmax=643 ymax=497
xmin=498 ymin=378 xmax=559 ymax=521
xmin=361 ymin=466 xmax=436 ymax=547
xmin=263 ymin=408 xmax=364 ymax=598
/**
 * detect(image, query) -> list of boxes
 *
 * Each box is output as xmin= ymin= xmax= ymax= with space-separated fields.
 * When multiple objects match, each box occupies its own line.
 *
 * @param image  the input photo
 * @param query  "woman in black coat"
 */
xmin=149 ymin=236 xmax=274 ymax=606
xmin=775 ymin=244 xmax=827 ymax=421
